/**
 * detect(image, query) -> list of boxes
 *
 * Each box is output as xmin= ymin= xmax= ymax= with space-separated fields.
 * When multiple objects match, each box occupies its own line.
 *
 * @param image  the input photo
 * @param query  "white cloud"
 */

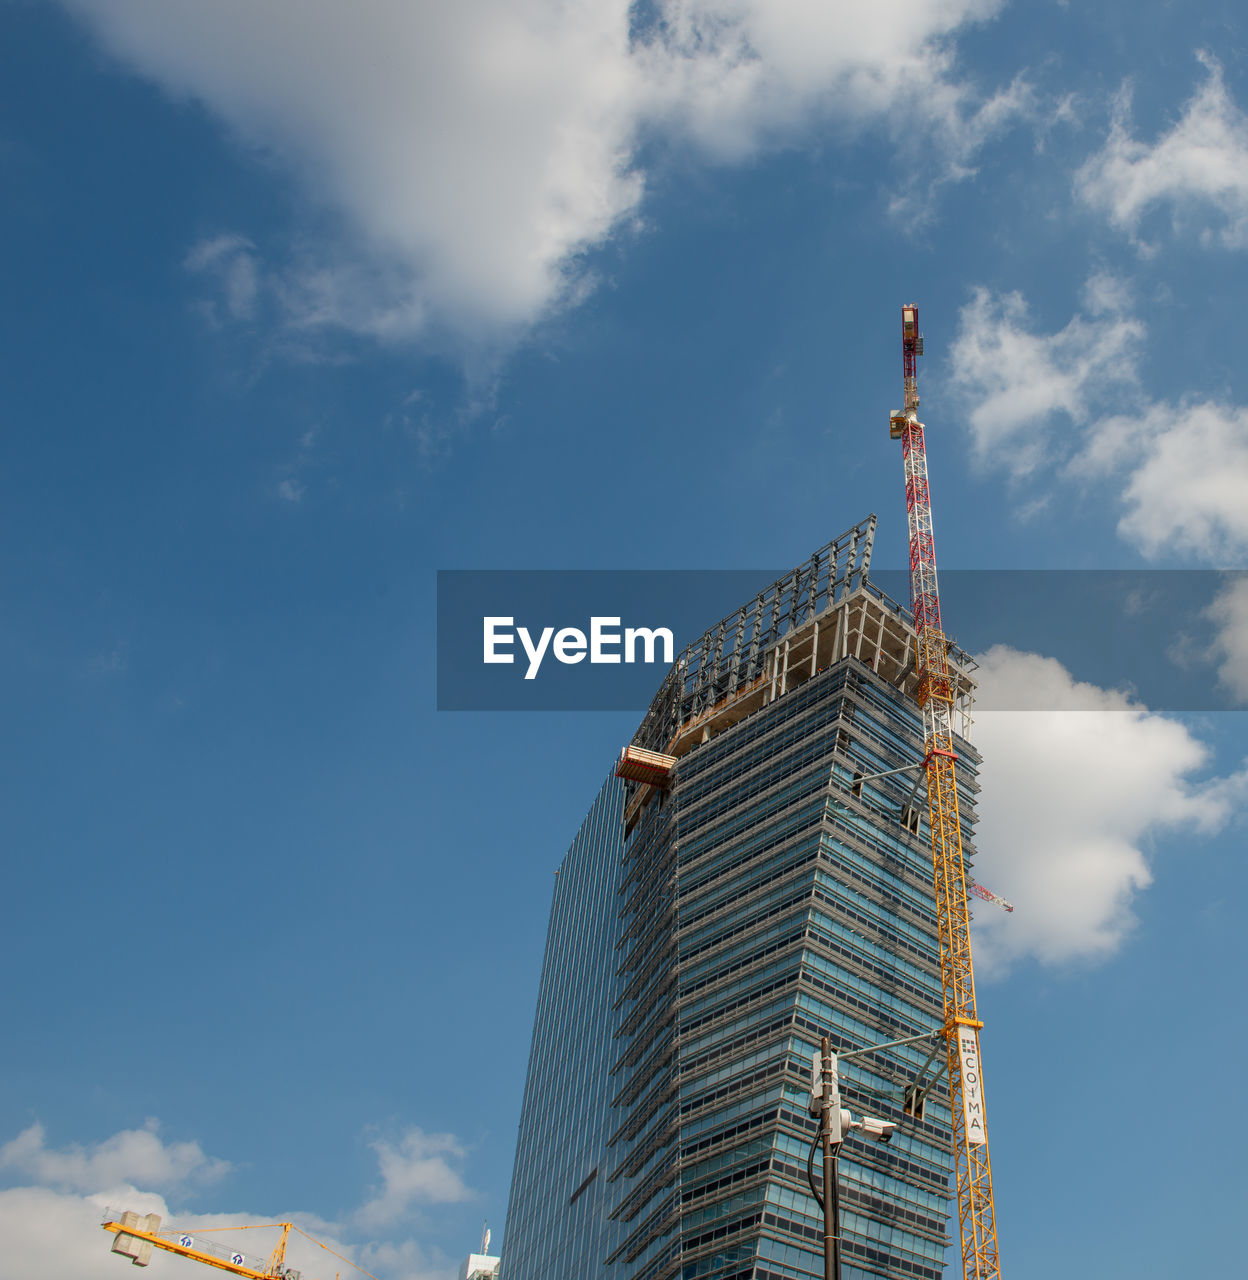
xmin=184 ymin=235 xmax=260 ymax=323
xmin=949 ymin=281 xmax=1248 ymax=561
xmin=0 ymin=1186 xmax=139 ymax=1280
xmin=967 ymin=646 xmax=1246 ymax=972
xmin=1205 ymin=576 xmax=1248 ymax=703
xmin=61 ymin=0 xmax=1023 ymax=342
xmin=276 ymin=476 xmax=305 ymax=504
xmin=356 ymin=1130 xmax=473 ymax=1229
xmin=0 ymin=1122 xmax=467 ymax=1280
xmin=636 ymin=0 xmax=1014 ymax=162
xmin=0 ymin=1122 xmax=228 ymax=1196
xmin=947 ymin=277 xmax=1143 ymax=473
xmin=1077 ymin=401 xmax=1248 ymax=561
xmin=0 ymin=1186 xmax=405 ymax=1280
xmin=359 ymin=1237 xmax=460 ymax=1280
xmin=1077 ymin=54 xmax=1248 ymax=250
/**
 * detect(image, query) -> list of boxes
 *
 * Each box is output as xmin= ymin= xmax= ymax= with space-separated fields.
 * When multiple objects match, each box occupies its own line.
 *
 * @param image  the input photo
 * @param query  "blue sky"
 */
xmin=2 ymin=2 xmax=1247 ymax=1277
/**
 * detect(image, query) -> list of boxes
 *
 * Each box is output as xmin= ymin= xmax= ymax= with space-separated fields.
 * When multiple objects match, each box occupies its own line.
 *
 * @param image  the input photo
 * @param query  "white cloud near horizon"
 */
xmin=61 ymin=0 xmax=1026 ymax=343
xmin=0 ymin=1121 xmax=468 ymax=1280
xmin=0 ymin=1122 xmax=228 ymax=1196
xmin=968 ymin=645 xmax=1247 ymax=973
xmin=948 ymin=279 xmax=1248 ymax=562
xmin=0 ymin=1186 xmax=427 ymax=1280
xmin=1077 ymin=53 xmax=1248 ymax=251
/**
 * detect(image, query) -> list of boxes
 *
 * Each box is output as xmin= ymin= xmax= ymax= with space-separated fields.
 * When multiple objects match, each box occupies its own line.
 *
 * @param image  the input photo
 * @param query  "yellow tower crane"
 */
xmin=103 ymin=1210 xmax=380 ymax=1280
xmin=887 ymin=303 xmax=1002 ymax=1280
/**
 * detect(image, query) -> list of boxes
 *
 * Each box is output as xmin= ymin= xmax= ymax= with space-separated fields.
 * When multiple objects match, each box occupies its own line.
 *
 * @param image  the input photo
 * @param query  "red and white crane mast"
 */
xmin=889 ymin=304 xmax=1001 ymax=1280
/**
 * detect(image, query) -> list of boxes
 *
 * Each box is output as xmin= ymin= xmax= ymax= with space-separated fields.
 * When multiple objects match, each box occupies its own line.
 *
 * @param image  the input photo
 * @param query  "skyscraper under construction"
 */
xmin=501 ymin=515 xmax=981 ymax=1280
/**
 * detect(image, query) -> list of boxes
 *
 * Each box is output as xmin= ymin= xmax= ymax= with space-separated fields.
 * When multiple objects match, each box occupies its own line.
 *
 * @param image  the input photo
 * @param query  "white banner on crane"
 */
xmin=957 ymin=1026 xmax=988 ymax=1145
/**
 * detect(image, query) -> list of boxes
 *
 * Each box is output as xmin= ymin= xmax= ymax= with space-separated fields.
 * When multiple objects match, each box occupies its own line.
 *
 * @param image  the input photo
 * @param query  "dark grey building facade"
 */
xmin=502 ymin=518 xmax=980 ymax=1280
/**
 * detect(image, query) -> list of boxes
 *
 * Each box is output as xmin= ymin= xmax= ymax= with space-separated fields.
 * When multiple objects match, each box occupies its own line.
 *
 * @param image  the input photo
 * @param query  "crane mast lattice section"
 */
xmin=890 ymin=303 xmax=1001 ymax=1280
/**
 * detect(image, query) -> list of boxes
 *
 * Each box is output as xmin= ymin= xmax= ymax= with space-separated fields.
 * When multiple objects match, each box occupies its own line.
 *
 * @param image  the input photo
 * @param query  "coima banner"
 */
xmin=957 ymin=1024 xmax=988 ymax=1146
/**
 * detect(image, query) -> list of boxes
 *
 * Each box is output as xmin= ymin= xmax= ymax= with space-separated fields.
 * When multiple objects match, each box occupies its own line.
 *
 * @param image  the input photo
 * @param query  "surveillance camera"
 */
xmin=856 ymin=1115 xmax=897 ymax=1144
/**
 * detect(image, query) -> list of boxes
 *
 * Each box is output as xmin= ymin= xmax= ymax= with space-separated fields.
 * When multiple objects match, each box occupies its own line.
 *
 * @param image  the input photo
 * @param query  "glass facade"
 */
xmin=503 ymin=526 xmax=980 ymax=1280
xmin=502 ymin=772 xmax=631 ymax=1280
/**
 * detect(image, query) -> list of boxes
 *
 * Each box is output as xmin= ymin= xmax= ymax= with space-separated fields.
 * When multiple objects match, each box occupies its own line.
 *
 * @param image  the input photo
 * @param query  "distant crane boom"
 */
xmin=104 ymin=1214 xmax=293 ymax=1279
xmin=968 ymin=880 xmax=1014 ymax=913
xmin=103 ymin=1211 xmax=379 ymax=1280
xmin=888 ymin=303 xmax=1002 ymax=1280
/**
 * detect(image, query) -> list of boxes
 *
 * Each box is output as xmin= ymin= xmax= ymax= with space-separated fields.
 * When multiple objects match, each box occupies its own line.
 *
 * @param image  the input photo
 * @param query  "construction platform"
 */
xmin=621 ymin=516 xmax=975 ymax=829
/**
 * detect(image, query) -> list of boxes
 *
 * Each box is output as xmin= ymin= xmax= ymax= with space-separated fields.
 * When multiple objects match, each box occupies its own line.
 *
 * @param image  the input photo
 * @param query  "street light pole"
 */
xmin=810 ymin=1033 xmax=924 ymax=1280
xmin=821 ymin=1036 xmax=841 ymax=1280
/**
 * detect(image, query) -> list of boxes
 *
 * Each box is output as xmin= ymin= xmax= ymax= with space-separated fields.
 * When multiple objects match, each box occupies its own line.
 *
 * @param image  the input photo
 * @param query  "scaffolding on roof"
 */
xmin=630 ymin=516 xmax=975 ymax=763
